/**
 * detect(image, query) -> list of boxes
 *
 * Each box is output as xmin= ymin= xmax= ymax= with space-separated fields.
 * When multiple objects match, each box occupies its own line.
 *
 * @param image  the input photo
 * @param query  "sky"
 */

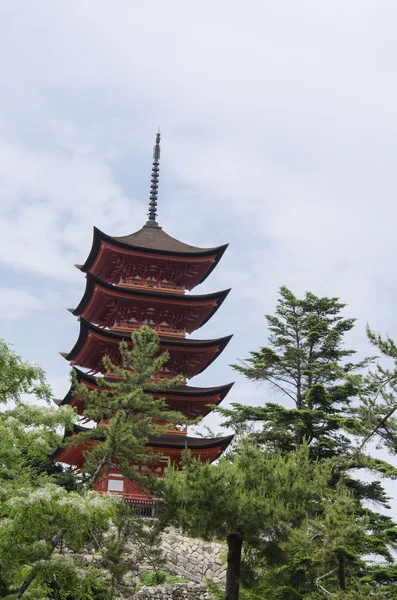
xmin=1 ymin=1 xmax=397 ymax=506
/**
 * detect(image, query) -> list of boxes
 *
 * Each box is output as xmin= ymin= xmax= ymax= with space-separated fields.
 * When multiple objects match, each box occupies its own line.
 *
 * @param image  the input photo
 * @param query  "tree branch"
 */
xmin=17 ymin=528 xmax=66 ymax=598
xmin=315 ymin=567 xmax=339 ymax=598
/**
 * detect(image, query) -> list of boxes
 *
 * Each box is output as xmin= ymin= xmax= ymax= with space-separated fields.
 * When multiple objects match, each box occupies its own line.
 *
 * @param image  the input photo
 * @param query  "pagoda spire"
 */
xmin=145 ymin=131 xmax=161 ymax=228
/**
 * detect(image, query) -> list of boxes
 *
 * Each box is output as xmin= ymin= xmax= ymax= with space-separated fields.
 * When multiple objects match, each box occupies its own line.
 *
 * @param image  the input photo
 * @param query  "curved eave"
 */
xmin=58 ymin=368 xmax=234 ymax=407
xmin=149 ymin=433 xmax=234 ymax=452
xmin=79 ymin=227 xmax=228 ymax=285
xmin=152 ymin=381 xmax=234 ymax=401
xmin=54 ymin=426 xmax=234 ymax=456
xmin=71 ymin=273 xmax=230 ymax=331
xmin=62 ymin=319 xmax=232 ymax=364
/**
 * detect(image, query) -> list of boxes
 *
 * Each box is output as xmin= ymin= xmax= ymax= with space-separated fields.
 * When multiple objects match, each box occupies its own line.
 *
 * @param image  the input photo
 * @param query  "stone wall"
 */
xmin=159 ymin=528 xmax=226 ymax=585
xmin=134 ymin=582 xmax=213 ymax=600
xmin=71 ymin=526 xmax=226 ymax=596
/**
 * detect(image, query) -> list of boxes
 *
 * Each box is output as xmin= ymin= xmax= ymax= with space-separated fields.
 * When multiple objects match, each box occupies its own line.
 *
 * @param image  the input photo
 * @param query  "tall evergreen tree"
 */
xmin=220 ymin=287 xmax=370 ymax=457
xmin=162 ymin=443 xmax=341 ymax=600
xmin=218 ymin=287 xmax=397 ymax=595
xmin=360 ymin=326 xmax=397 ymax=455
xmin=71 ymin=325 xmax=188 ymax=490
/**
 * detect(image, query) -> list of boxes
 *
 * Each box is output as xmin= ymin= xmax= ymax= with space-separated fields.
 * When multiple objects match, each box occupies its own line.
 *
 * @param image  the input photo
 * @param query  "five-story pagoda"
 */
xmin=54 ymin=134 xmax=234 ymax=503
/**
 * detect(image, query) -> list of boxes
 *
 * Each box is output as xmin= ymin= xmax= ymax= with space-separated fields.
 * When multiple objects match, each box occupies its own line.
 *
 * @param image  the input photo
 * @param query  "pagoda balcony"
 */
xmin=70 ymin=274 xmax=230 ymax=335
xmin=166 ymin=425 xmax=187 ymax=435
xmin=158 ymin=423 xmax=188 ymax=436
xmin=120 ymin=278 xmax=185 ymax=294
xmin=54 ymin=427 xmax=234 ymax=471
xmin=61 ymin=319 xmax=232 ymax=379
xmin=97 ymin=418 xmax=188 ymax=437
xmin=111 ymin=322 xmax=186 ymax=337
xmin=56 ymin=368 xmax=234 ymax=420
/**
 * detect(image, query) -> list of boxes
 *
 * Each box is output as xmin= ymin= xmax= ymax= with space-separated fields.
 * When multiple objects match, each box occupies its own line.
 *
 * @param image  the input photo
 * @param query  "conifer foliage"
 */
xmin=220 ymin=286 xmax=370 ymax=457
xmin=361 ymin=326 xmax=397 ymax=455
xmin=163 ymin=441 xmax=352 ymax=600
xmin=217 ymin=287 xmax=397 ymax=596
xmin=71 ymin=325 xmax=187 ymax=488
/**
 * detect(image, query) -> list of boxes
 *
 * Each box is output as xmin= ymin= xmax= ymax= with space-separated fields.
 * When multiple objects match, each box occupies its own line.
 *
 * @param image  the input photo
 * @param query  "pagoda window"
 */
xmin=108 ymin=478 xmax=124 ymax=492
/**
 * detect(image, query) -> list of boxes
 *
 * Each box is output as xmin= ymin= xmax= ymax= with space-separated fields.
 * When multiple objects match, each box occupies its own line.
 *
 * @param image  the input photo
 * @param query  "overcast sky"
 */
xmin=1 ymin=1 xmax=397 ymax=505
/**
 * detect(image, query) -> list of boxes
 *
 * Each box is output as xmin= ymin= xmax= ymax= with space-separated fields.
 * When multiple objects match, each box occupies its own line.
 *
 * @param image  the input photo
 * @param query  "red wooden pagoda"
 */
xmin=54 ymin=133 xmax=233 ymax=504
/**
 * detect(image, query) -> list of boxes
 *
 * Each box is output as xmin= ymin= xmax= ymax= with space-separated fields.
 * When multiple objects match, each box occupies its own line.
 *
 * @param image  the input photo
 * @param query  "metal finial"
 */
xmin=146 ymin=132 xmax=161 ymax=227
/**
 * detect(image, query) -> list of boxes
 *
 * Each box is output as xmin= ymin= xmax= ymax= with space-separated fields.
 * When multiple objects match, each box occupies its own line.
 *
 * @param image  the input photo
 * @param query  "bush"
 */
xmin=138 ymin=569 xmax=189 ymax=588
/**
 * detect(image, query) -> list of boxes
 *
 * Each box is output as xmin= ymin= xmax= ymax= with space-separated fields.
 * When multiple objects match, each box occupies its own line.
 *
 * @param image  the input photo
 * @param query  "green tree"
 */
xmin=54 ymin=325 xmax=190 ymax=598
xmin=0 ymin=328 xmax=187 ymax=598
xmin=70 ymin=325 xmax=188 ymax=491
xmin=162 ymin=443 xmax=347 ymax=600
xmin=220 ymin=287 xmax=370 ymax=457
xmin=0 ymin=339 xmax=117 ymax=599
xmin=360 ymin=326 xmax=397 ymax=455
xmin=0 ymin=485 xmax=117 ymax=599
xmin=218 ymin=288 xmax=397 ymax=595
xmin=0 ymin=338 xmax=52 ymax=404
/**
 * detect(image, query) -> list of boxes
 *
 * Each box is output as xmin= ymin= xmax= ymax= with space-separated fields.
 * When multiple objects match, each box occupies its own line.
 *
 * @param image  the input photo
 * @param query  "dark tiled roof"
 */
xmin=149 ymin=433 xmax=234 ymax=451
xmin=71 ymin=273 xmax=231 ymax=323
xmin=112 ymin=226 xmax=221 ymax=254
xmin=55 ymin=367 xmax=234 ymax=406
xmin=80 ymin=226 xmax=228 ymax=272
xmin=64 ymin=423 xmax=234 ymax=451
xmin=61 ymin=318 xmax=233 ymax=362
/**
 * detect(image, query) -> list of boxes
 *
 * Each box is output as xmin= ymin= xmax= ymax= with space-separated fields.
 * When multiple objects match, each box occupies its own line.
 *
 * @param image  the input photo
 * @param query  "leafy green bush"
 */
xmin=138 ymin=569 xmax=189 ymax=588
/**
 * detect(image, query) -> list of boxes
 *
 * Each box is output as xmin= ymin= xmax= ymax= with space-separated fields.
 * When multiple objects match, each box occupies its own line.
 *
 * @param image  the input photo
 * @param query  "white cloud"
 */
xmin=0 ymin=288 xmax=42 ymax=320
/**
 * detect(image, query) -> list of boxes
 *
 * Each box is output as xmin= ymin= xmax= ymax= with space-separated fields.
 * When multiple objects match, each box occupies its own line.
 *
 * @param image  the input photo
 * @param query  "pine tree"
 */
xmin=218 ymin=287 xmax=397 ymax=595
xmin=220 ymin=287 xmax=370 ymax=457
xmin=361 ymin=326 xmax=397 ymax=454
xmin=162 ymin=443 xmax=340 ymax=600
xmin=70 ymin=325 xmax=188 ymax=491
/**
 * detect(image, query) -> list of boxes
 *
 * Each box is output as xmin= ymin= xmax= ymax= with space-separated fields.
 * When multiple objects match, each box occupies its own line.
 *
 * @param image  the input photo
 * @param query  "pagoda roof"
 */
xmin=61 ymin=319 xmax=232 ymax=378
xmin=69 ymin=274 xmax=230 ymax=333
xmin=54 ymin=423 xmax=233 ymax=461
xmin=63 ymin=423 xmax=233 ymax=452
xmin=113 ymin=226 xmax=225 ymax=255
xmin=56 ymin=367 xmax=234 ymax=405
xmin=79 ymin=226 xmax=228 ymax=286
xmin=149 ymin=433 xmax=233 ymax=451
xmin=54 ymin=368 xmax=233 ymax=419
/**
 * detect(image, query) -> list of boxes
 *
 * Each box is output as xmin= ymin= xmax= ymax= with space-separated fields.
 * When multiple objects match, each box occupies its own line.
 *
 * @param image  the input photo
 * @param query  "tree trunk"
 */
xmin=337 ymin=554 xmax=346 ymax=591
xmin=225 ymin=532 xmax=243 ymax=600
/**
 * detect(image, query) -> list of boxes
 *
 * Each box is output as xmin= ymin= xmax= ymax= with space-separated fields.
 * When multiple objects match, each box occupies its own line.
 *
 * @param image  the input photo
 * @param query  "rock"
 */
xmin=83 ymin=554 xmax=94 ymax=562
